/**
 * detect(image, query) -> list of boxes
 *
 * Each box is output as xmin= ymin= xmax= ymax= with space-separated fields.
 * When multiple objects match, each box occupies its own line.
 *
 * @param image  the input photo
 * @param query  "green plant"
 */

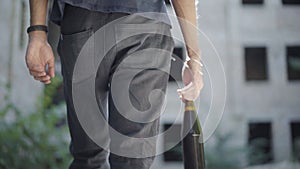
xmin=205 ymin=132 xmax=245 ymax=169
xmin=0 ymin=76 xmax=71 ymax=169
xmin=247 ymin=138 xmax=272 ymax=165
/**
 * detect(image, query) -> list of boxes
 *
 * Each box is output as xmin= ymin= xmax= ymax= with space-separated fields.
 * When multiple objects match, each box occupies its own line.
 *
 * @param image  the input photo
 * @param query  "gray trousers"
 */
xmin=58 ymin=4 xmax=175 ymax=169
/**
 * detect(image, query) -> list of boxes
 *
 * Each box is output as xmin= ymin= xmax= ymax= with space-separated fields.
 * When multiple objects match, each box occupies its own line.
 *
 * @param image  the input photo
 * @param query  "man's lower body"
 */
xmin=57 ymin=4 xmax=175 ymax=169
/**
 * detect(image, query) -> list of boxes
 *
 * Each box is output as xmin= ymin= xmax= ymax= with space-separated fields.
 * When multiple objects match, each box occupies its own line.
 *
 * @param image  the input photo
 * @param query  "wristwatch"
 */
xmin=27 ymin=25 xmax=48 ymax=34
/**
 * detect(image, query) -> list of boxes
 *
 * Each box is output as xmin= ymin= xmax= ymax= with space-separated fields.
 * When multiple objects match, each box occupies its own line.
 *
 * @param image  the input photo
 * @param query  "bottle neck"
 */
xmin=183 ymin=100 xmax=202 ymax=134
xmin=185 ymin=100 xmax=196 ymax=112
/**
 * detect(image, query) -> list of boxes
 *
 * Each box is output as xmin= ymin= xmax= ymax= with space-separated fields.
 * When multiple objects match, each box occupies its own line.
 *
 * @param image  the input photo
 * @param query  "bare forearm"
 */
xmin=29 ymin=0 xmax=48 ymax=26
xmin=29 ymin=0 xmax=48 ymax=39
xmin=172 ymin=0 xmax=200 ymax=59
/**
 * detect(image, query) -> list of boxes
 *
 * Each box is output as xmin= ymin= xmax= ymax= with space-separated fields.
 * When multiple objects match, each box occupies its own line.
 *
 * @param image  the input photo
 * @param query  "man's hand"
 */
xmin=177 ymin=54 xmax=204 ymax=101
xmin=25 ymin=31 xmax=55 ymax=84
xmin=171 ymin=0 xmax=204 ymax=101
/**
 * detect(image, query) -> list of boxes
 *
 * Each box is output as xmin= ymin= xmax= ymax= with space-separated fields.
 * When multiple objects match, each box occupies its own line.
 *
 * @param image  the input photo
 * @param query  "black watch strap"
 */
xmin=27 ymin=25 xmax=48 ymax=34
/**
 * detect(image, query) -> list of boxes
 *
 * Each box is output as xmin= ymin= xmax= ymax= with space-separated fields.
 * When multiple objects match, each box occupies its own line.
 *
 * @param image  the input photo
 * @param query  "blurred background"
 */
xmin=0 ymin=0 xmax=300 ymax=169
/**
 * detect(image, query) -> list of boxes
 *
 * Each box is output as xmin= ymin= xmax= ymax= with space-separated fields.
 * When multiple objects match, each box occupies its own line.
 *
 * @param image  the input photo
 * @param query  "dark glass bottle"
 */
xmin=182 ymin=100 xmax=206 ymax=169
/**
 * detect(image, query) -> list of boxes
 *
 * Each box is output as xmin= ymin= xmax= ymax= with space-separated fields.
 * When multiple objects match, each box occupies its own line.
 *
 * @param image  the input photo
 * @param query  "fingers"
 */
xmin=28 ymin=64 xmax=47 ymax=77
xmin=32 ymin=72 xmax=52 ymax=84
xmin=27 ymin=64 xmax=48 ymax=84
xmin=179 ymin=58 xmax=204 ymax=101
xmin=28 ymin=64 xmax=53 ymax=84
xmin=189 ymin=58 xmax=204 ymax=67
xmin=177 ymin=82 xmax=193 ymax=94
xmin=47 ymin=57 xmax=55 ymax=78
xmin=29 ymin=69 xmax=46 ymax=77
xmin=34 ymin=75 xmax=51 ymax=84
xmin=177 ymin=82 xmax=199 ymax=101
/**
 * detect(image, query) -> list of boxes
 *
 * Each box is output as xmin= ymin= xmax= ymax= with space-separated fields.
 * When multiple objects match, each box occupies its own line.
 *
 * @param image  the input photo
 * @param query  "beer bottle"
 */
xmin=182 ymin=100 xmax=206 ymax=169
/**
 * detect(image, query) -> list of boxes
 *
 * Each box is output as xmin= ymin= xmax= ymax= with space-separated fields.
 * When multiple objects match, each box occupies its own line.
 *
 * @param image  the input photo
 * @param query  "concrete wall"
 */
xmin=225 ymin=0 xmax=300 ymax=163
